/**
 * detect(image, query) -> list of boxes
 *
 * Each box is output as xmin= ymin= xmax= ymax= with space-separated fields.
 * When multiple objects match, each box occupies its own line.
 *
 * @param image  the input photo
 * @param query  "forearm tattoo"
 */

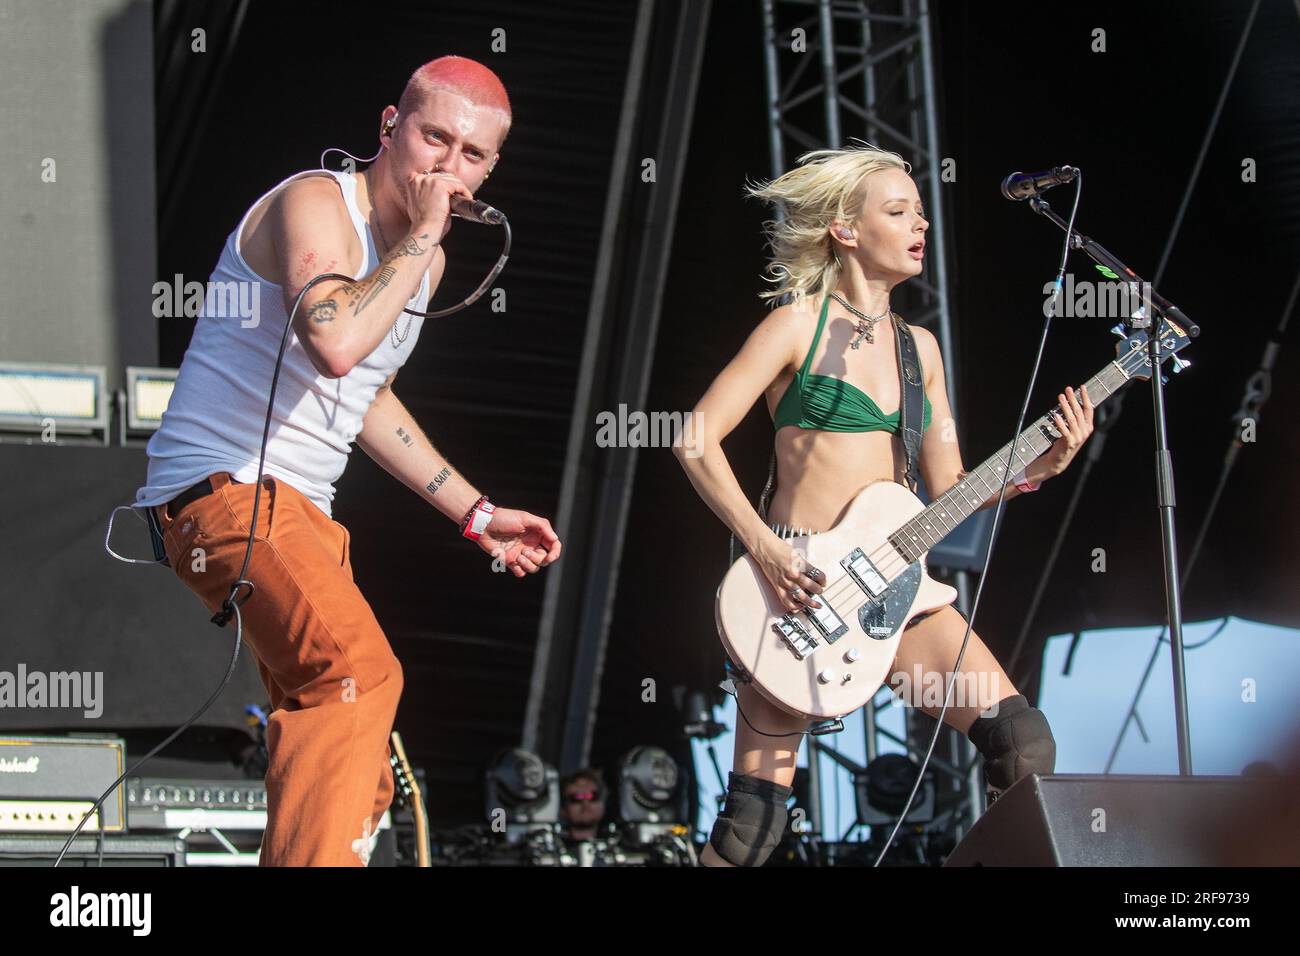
xmin=396 ymin=426 xmax=413 ymax=447
xmin=331 ymin=234 xmax=431 ymax=318
xmin=425 ymin=466 xmax=451 ymax=496
xmin=394 ymin=234 xmax=431 ymax=258
xmin=355 ymin=265 xmax=397 ymax=313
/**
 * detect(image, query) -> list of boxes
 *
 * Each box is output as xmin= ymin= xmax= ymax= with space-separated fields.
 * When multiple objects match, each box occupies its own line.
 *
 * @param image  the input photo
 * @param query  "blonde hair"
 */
xmin=744 ymin=139 xmax=911 ymax=308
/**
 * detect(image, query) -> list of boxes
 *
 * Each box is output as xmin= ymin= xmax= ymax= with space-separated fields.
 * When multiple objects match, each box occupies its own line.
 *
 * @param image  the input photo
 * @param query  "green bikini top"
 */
xmin=772 ymin=294 xmax=932 ymax=434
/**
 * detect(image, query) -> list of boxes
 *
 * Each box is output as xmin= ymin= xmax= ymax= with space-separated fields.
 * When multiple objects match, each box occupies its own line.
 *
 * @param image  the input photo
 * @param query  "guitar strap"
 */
xmin=893 ymin=313 xmax=925 ymax=495
xmin=728 ymin=314 xmax=926 ymax=564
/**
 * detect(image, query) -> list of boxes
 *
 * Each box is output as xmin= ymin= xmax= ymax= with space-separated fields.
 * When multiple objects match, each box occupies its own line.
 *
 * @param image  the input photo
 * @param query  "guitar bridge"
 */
xmin=774 ymin=616 xmax=817 ymax=660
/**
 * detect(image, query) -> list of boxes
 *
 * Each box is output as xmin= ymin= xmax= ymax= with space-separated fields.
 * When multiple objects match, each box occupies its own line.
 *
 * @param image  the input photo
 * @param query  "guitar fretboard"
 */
xmin=888 ymin=359 xmax=1131 ymax=562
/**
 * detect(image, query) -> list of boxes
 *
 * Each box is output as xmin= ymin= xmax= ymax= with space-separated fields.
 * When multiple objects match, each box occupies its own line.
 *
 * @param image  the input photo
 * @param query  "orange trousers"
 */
xmin=155 ymin=471 xmax=401 ymax=866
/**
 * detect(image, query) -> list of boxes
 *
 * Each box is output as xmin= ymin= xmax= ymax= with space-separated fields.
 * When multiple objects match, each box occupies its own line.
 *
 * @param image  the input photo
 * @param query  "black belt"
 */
xmin=148 ymin=477 xmax=227 ymax=566
xmin=164 ymin=477 xmax=216 ymax=519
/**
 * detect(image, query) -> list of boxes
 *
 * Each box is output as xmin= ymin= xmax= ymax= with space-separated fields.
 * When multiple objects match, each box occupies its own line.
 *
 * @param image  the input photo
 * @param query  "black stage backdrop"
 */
xmin=146 ymin=1 xmax=1299 ymax=819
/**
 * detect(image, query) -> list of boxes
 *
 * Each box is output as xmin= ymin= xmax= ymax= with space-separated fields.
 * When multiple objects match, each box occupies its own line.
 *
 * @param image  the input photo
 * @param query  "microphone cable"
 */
xmin=869 ymin=171 xmax=1084 ymax=867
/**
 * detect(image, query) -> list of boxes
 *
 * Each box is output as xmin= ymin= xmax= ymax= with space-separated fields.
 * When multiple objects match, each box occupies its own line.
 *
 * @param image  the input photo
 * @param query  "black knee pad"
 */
xmin=708 ymin=772 xmax=792 ymax=867
xmin=966 ymin=694 xmax=1056 ymax=793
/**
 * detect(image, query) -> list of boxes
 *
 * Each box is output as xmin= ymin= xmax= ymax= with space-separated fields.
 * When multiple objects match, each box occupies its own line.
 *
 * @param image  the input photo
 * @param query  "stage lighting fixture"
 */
xmin=617 ymin=745 xmax=680 ymax=823
xmin=855 ymin=753 xmax=936 ymax=826
xmin=0 ymin=361 xmax=107 ymax=440
xmin=124 ymin=366 xmax=178 ymax=433
xmin=484 ymin=748 xmax=559 ymax=829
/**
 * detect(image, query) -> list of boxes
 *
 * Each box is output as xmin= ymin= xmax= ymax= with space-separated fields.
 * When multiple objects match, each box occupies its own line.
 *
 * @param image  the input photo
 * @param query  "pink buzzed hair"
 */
xmin=397 ymin=56 xmax=512 ymax=142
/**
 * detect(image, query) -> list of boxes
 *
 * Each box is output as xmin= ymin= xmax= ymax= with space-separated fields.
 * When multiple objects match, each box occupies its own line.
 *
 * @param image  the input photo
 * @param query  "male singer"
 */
xmin=135 ymin=56 xmax=561 ymax=865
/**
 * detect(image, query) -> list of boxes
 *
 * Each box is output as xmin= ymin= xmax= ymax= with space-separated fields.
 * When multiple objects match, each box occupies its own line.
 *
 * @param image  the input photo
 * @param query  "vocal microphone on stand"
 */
xmin=1001 ymin=165 xmax=1078 ymax=201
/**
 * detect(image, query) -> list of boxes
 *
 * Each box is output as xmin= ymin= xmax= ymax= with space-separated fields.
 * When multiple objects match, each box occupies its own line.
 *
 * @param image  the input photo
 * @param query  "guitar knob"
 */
xmin=818 ymin=668 xmax=837 ymax=684
xmin=844 ymin=648 xmax=861 ymax=663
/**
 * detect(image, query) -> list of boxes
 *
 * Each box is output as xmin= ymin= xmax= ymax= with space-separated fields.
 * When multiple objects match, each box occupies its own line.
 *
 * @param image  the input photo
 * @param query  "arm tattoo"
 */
xmin=425 ymin=466 xmax=451 ymax=496
xmin=336 ymin=279 xmax=364 ymax=314
xmin=396 ymin=426 xmax=413 ymax=447
xmin=307 ymin=298 xmax=338 ymax=323
xmin=330 ymin=236 xmax=430 ymax=317
xmin=356 ymin=265 xmax=396 ymax=314
xmin=393 ymin=235 xmax=430 ymax=258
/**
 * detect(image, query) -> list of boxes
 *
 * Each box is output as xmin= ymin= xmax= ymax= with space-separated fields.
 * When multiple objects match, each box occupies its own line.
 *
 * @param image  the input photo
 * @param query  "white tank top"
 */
xmin=135 ymin=168 xmax=430 ymax=518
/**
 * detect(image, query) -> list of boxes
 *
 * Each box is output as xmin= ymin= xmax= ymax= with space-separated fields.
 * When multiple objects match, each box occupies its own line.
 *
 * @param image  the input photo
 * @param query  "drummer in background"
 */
xmin=559 ymin=768 xmax=608 ymax=842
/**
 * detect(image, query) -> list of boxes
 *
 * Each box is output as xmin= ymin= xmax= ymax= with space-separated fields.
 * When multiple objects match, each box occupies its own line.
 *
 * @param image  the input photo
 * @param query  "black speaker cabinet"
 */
xmin=0 ymin=834 xmax=186 ymax=866
xmin=0 ymin=444 xmax=266 ymax=733
xmin=946 ymin=773 xmax=1295 ymax=866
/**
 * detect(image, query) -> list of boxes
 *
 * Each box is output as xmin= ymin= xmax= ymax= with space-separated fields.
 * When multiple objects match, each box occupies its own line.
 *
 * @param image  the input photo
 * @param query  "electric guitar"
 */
xmin=389 ymin=730 xmax=430 ymax=867
xmin=715 ymin=320 xmax=1193 ymax=720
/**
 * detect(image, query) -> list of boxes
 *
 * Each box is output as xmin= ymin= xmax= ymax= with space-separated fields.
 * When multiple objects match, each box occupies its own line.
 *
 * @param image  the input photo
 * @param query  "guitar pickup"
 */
xmin=774 ymin=616 xmax=817 ymax=660
xmin=841 ymin=548 xmax=888 ymax=598
xmin=803 ymin=600 xmax=848 ymax=644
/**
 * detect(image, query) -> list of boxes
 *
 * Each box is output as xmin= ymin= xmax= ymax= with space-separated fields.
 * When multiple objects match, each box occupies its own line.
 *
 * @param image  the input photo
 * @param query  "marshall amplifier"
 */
xmin=0 ymin=735 xmax=126 ymax=833
xmin=122 ymin=777 xmax=392 ymax=866
xmin=125 ymin=777 xmax=268 ymax=830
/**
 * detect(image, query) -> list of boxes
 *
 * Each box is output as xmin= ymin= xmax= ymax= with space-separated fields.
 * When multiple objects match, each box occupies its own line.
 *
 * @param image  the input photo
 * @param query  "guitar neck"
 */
xmin=889 ymin=358 xmax=1132 ymax=561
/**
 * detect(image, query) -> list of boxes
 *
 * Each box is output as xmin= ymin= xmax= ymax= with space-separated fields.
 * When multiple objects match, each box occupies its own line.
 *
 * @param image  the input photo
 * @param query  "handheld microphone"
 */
xmin=450 ymin=194 xmax=506 ymax=226
xmin=1001 ymin=165 xmax=1078 ymax=201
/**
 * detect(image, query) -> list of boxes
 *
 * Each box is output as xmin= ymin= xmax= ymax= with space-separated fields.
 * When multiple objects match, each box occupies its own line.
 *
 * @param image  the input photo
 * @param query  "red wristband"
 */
xmin=1013 ymin=470 xmax=1041 ymax=493
xmin=460 ymin=495 xmax=495 ymax=540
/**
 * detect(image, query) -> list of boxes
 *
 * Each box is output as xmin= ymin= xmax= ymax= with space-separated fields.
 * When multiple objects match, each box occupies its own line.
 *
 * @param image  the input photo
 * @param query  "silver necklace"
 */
xmin=366 ymin=173 xmax=413 ymax=348
xmin=830 ymin=291 xmax=892 ymax=349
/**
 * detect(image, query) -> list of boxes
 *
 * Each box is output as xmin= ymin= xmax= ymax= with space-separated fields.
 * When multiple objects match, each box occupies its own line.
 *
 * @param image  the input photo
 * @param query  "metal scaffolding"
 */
xmin=757 ymin=0 xmax=983 ymax=856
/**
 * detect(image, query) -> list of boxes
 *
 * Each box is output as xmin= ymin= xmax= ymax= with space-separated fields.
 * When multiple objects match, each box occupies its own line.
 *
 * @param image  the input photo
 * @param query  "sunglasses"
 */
xmin=564 ymin=790 xmax=600 ymax=804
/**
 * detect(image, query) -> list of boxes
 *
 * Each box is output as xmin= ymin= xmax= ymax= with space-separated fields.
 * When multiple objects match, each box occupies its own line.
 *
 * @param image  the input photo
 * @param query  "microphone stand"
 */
xmin=1026 ymin=194 xmax=1200 ymax=775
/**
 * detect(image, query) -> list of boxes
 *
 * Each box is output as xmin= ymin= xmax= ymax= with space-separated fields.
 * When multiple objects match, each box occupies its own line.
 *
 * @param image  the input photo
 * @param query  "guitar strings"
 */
xmin=788 ymin=539 xmax=909 ymax=619
xmin=787 ymin=467 xmax=1022 ymax=613
xmin=784 ymin=367 xmax=1123 ymax=615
